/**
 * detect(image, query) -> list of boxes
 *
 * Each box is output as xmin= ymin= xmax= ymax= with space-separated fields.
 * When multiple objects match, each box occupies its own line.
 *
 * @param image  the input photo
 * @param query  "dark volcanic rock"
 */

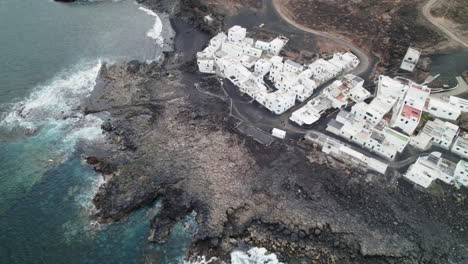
xmin=86 ymin=59 xmax=468 ymax=263
xmin=83 ymin=2 xmax=468 ymax=263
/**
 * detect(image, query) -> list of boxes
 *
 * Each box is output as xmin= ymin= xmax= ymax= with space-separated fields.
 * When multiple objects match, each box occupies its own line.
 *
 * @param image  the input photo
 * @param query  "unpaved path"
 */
xmin=422 ymin=0 xmax=468 ymax=48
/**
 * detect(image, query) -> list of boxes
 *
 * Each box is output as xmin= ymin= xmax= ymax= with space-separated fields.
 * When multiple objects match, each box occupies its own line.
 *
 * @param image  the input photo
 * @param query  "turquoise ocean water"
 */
xmin=0 ymin=1 xmax=283 ymax=262
xmin=0 ymin=1 xmax=196 ymax=263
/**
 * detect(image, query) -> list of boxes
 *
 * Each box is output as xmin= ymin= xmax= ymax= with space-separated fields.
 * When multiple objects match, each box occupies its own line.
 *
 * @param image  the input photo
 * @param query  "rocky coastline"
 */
xmin=82 ymin=0 xmax=468 ymax=263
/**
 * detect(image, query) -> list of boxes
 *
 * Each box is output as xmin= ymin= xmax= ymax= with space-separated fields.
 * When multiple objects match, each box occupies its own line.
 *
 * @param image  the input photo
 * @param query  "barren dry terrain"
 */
xmin=276 ymin=0 xmax=445 ymax=69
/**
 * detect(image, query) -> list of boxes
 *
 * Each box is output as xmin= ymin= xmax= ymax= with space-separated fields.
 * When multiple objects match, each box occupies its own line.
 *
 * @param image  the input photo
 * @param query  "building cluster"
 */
xmin=305 ymin=132 xmax=388 ymax=175
xmin=320 ymin=74 xmax=468 ymax=188
xmin=290 ymin=74 xmax=371 ymax=126
xmin=323 ymin=76 xmax=426 ymax=160
xmin=196 ymin=25 xmax=468 ymax=190
xmin=405 ymin=152 xmax=468 ymax=188
xmin=196 ymin=25 xmax=360 ymax=115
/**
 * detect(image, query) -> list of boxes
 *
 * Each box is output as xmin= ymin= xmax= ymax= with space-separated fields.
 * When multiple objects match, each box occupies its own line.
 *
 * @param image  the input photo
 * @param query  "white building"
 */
xmin=323 ymin=80 xmax=350 ymax=109
xmin=228 ymin=25 xmax=247 ymax=42
xmin=262 ymin=90 xmax=296 ymax=115
xmin=283 ymin=59 xmax=303 ymax=73
xmin=306 ymin=132 xmax=388 ymax=175
xmin=400 ymin=47 xmax=421 ymax=72
xmin=242 ymin=44 xmax=262 ymax=58
xmin=410 ymin=119 xmax=459 ymax=150
xmin=254 ymin=36 xmax=289 ymax=56
xmin=404 ymin=152 xmax=456 ymax=188
xmin=426 ymin=97 xmax=461 ymax=121
xmin=327 ymin=110 xmax=409 ymax=160
xmin=390 ymin=83 xmax=431 ymax=135
xmin=327 ymin=52 xmax=360 ymax=72
xmin=221 ymin=41 xmax=243 ymax=58
xmin=197 ymin=59 xmax=215 ymax=74
xmin=452 ymin=134 xmax=468 ymax=159
xmin=449 ymin=96 xmax=468 ymax=112
xmin=271 ymin=128 xmax=286 ymax=139
xmin=196 ymin=26 xmax=361 ymax=117
xmin=377 ymin=75 xmax=409 ymax=99
xmin=268 ymin=56 xmax=284 ymax=83
xmin=308 ymin=59 xmax=341 ymax=83
xmin=341 ymin=74 xmax=370 ymax=103
xmin=454 ymin=160 xmax=468 ymax=186
xmin=254 ymin=59 xmax=272 ymax=76
xmin=351 ymin=95 xmax=398 ymax=125
xmin=290 ymin=96 xmax=331 ymax=126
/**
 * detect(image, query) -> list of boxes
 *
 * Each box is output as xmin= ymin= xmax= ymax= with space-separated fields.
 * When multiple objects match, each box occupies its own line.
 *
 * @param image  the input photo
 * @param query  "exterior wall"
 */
xmin=449 ymin=96 xmax=468 ymax=112
xmin=242 ymin=45 xmax=262 ymax=58
xmin=404 ymin=161 xmax=434 ymax=188
xmin=254 ymin=60 xmax=272 ymax=76
xmin=263 ymin=91 xmax=296 ymax=115
xmin=391 ymin=113 xmax=419 ymax=136
xmin=221 ymin=42 xmax=243 ymax=58
xmin=451 ymin=136 xmax=468 ymax=159
xmin=268 ymin=38 xmax=286 ymax=55
xmin=268 ymin=62 xmax=283 ymax=83
xmin=455 ymin=161 xmax=468 ymax=186
xmin=384 ymin=128 xmax=409 ymax=152
xmin=410 ymin=133 xmax=432 ymax=150
xmin=197 ymin=59 xmax=215 ymax=74
xmin=255 ymin=40 xmax=269 ymax=51
xmin=426 ymin=98 xmax=461 ymax=120
xmin=228 ymin=26 xmax=246 ymax=42
xmin=283 ymin=62 xmax=303 ymax=73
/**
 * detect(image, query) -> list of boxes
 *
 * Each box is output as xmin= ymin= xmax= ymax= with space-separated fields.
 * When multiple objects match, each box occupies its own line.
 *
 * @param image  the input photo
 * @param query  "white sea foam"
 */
xmin=1 ymin=61 xmax=102 ymax=130
xmin=183 ymin=256 xmax=218 ymax=264
xmin=231 ymin=247 xmax=284 ymax=264
xmin=184 ymin=247 xmax=283 ymax=264
xmin=138 ymin=6 xmax=164 ymax=45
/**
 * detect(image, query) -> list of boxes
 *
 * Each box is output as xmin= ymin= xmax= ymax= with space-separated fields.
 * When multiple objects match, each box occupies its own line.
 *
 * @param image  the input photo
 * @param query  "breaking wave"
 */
xmin=1 ymin=61 xmax=102 ymax=131
xmin=138 ymin=6 xmax=164 ymax=45
xmin=184 ymin=247 xmax=283 ymax=264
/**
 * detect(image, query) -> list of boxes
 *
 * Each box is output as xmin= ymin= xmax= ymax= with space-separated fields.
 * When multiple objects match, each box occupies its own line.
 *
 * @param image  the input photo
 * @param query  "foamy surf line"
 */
xmin=184 ymin=247 xmax=284 ymax=264
xmin=1 ymin=61 xmax=102 ymax=129
xmin=138 ymin=6 xmax=164 ymax=45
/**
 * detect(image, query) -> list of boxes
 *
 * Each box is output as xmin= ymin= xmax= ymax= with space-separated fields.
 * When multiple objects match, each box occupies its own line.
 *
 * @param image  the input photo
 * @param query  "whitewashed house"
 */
xmin=400 ymin=47 xmax=421 ymax=72
xmin=254 ymin=59 xmax=272 ymax=76
xmin=377 ymin=75 xmax=409 ymax=99
xmin=268 ymin=56 xmax=284 ymax=83
xmin=290 ymin=96 xmax=332 ymax=126
xmin=390 ymin=83 xmax=431 ymax=135
xmin=327 ymin=110 xmax=409 ymax=160
xmin=451 ymin=134 xmax=468 ymax=159
xmin=426 ymin=97 xmax=461 ymax=121
xmin=254 ymin=36 xmax=288 ymax=55
xmin=449 ymin=96 xmax=468 ymax=112
xmin=342 ymin=74 xmax=370 ymax=102
xmin=228 ymin=25 xmax=246 ymax=42
xmin=262 ymin=90 xmax=296 ymax=115
xmin=283 ymin=59 xmax=303 ymax=73
xmin=221 ymin=41 xmax=243 ymax=59
xmin=454 ymin=160 xmax=468 ymax=186
xmin=327 ymin=52 xmax=360 ymax=72
xmin=410 ymin=119 xmax=459 ymax=150
xmin=404 ymin=152 xmax=456 ymax=188
xmin=351 ymin=95 xmax=398 ymax=125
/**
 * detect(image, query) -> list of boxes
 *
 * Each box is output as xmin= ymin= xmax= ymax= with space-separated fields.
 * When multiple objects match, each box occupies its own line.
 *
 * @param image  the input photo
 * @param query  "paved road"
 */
xmin=422 ymin=0 xmax=468 ymax=48
xmin=271 ymin=0 xmax=374 ymax=77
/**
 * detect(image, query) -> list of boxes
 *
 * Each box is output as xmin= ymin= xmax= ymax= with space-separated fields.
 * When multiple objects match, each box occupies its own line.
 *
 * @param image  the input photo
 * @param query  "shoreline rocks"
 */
xmin=82 ymin=0 xmax=468 ymax=263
